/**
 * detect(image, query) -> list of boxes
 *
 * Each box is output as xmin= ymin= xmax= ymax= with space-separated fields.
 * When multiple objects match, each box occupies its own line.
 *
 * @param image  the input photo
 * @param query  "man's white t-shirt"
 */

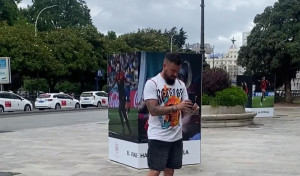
xmin=143 ymin=73 xmax=189 ymax=142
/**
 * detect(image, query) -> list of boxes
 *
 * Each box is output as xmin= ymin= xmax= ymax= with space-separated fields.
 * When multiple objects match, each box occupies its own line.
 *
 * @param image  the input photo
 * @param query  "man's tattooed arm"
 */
xmin=145 ymin=99 xmax=176 ymax=116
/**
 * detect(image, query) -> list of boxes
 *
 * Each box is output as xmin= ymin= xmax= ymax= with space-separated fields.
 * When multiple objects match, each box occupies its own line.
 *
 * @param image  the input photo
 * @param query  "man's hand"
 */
xmin=191 ymin=103 xmax=200 ymax=115
xmin=177 ymin=100 xmax=193 ymax=111
xmin=182 ymin=102 xmax=200 ymax=116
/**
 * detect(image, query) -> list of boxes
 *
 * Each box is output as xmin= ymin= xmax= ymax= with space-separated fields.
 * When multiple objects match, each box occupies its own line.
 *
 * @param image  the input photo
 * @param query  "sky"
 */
xmin=18 ymin=0 xmax=278 ymax=54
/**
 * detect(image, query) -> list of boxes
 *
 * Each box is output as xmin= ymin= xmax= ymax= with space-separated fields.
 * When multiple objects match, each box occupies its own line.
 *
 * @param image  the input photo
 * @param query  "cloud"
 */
xmin=174 ymin=0 xmax=198 ymax=10
xmin=212 ymin=0 xmax=276 ymax=11
xmin=17 ymin=1 xmax=32 ymax=8
xmin=18 ymin=0 xmax=279 ymax=53
xmin=89 ymin=6 xmax=103 ymax=17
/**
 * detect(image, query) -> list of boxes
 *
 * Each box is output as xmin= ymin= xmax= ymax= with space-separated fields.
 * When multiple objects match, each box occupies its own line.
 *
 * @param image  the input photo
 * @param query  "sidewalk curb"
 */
xmin=0 ymin=107 xmax=107 ymax=118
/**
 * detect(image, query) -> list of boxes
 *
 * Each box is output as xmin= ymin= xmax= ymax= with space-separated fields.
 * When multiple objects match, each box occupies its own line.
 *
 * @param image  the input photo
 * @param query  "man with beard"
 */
xmin=111 ymin=61 xmax=135 ymax=135
xmin=143 ymin=53 xmax=199 ymax=176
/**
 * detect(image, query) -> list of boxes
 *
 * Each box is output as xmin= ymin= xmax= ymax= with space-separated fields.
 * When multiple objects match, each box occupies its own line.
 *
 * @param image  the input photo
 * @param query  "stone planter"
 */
xmin=201 ymin=105 xmax=256 ymax=128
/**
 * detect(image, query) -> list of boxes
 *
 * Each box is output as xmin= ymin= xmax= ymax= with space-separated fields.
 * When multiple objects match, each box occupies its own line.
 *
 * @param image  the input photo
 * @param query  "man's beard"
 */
xmin=164 ymin=73 xmax=176 ymax=85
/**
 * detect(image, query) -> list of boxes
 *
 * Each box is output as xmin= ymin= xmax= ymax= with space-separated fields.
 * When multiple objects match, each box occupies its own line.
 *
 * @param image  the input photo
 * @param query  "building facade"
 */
xmin=206 ymin=39 xmax=245 ymax=84
xmin=242 ymin=32 xmax=250 ymax=46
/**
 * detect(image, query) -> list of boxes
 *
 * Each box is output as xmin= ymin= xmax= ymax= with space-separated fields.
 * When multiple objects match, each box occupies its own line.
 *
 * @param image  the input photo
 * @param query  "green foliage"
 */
xmin=75 ymin=25 xmax=107 ymax=77
xmin=202 ymin=94 xmax=211 ymax=105
xmin=165 ymin=27 xmax=187 ymax=49
xmin=210 ymin=86 xmax=248 ymax=107
xmin=102 ymin=84 xmax=107 ymax=92
xmin=55 ymin=81 xmax=80 ymax=94
xmin=120 ymin=28 xmax=170 ymax=52
xmin=237 ymin=0 xmax=300 ymax=102
xmin=0 ymin=0 xmax=190 ymax=94
xmin=0 ymin=22 xmax=54 ymax=75
xmin=0 ymin=0 xmax=20 ymax=25
xmin=41 ymin=27 xmax=98 ymax=75
xmin=23 ymin=77 xmax=49 ymax=94
xmin=0 ymin=23 xmax=106 ymax=92
xmin=23 ymin=0 xmax=92 ymax=32
xmin=105 ymin=27 xmax=188 ymax=54
xmin=105 ymin=37 xmax=132 ymax=55
xmin=107 ymin=31 xmax=117 ymax=40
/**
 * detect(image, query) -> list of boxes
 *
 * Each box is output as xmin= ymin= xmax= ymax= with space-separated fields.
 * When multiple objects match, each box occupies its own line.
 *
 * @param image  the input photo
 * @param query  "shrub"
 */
xmin=23 ymin=77 xmax=49 ymax=94
xmin=202 ymin=68 xmax=231 ymax=96
xmin=102 ymin=84 xmax=107 ymax=92
xmin=211 ymin=86 xmax=247 ymax=107
xmin=202 ymin=94 xmax=211 ymax=105
xmin=55 ymin=81 xmax=80 ymax=94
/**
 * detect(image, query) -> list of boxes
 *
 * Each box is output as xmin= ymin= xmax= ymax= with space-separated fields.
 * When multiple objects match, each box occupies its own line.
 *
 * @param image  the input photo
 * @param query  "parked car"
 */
xmin=35 ymin=93 xmax=80 ymax=110
xmin=80 ymin=91 xmax=108 ymax=108
xmin=0 ymin=91 xmax=33 ymax=113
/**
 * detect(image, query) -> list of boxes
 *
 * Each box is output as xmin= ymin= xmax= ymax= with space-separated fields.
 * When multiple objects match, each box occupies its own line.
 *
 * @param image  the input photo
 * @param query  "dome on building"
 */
xmin=229 ymin=44 xmax=238 ymax=50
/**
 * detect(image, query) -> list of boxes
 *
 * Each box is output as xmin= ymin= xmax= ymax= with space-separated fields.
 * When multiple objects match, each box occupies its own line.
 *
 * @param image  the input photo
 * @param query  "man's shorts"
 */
xmin=147 ymin=139 xmax=183 ymax=171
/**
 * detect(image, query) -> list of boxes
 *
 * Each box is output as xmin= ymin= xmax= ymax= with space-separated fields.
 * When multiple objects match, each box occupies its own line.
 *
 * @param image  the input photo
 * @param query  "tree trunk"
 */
xmin=47 ymin=78 xmax=58 ymax=93
xmin=284 ymin=79 xmax=293 ymax=103
xmin=80 ymin=81 xmax=84 ymax=93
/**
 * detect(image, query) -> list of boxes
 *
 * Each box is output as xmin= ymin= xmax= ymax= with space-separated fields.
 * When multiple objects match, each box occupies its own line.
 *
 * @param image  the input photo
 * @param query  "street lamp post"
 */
xmin=199 ymin=0 xmax=205 ymax=162
xmin=200 ymin=0 xmax=205 ymax=58
xmin=170 ymin=33 xmax=175 ymax=52
xmin=199 ymin=0 xmax=205 ymax=106
xmin=35 ymin=5 xmax=57 ymax=37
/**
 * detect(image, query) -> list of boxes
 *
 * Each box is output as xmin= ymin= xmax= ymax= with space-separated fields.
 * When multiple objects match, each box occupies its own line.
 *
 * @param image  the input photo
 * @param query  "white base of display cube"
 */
xmin=109 ymin=137 xmax=201 ymax=169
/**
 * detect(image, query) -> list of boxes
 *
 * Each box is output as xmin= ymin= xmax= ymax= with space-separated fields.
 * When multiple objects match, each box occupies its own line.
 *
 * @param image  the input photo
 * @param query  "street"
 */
xmin=0 ymin=109 xmax=108 ymax=132
xmin=0 ymin=107 xmax=300 ymax=175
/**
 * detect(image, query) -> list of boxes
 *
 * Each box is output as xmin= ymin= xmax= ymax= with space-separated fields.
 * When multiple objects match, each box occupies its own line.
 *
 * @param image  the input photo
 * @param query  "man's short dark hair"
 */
xmin=164 ymin=53 xmax=182 ymax=65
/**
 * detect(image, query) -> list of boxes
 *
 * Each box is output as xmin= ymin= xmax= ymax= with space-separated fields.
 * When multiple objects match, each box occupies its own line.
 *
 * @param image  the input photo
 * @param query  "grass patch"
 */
xmin=252 ymin=96 xmax=274 ymax=108
xmin=108 ymin=108 xmax=139 ymax=138
xmin=293 ymin=100 xmax=300 ymax=104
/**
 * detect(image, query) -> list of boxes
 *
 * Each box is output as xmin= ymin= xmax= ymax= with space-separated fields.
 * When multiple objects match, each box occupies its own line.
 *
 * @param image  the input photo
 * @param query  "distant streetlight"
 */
xmin=170 ymin=33 xmax=175 ymax=52
xmin=35 ymin=5 xmax=57 ymax=37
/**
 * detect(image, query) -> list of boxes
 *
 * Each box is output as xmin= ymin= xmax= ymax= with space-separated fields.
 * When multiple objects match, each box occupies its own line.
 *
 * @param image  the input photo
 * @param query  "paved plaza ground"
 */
xmin=0 ymin=106 xmax=300 ymax=176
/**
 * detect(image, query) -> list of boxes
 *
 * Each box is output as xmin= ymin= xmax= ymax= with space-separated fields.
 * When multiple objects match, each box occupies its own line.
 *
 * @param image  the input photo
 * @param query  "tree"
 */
xmin=202 ymin=68 xmax=231 ymax=96
xmin=107 ymin=31 xmax=117 ymax=40
xmin=40 ymin=27 xmax=100 ymax=91
xmin=0 ymin=21 xmax=61 ymax=92
xmin=0 ymin=23 xmax=105 ymax=92
xmin=0 ymin=22 xmax=54 ymax=78
xmin=120 ymin=28 xmax=170 ymax=52
xmin=104 ymin=27 xmax=188 ymax=55
xmin=0 ymin=0 xmax=21 ymax=25
xmin=55 ymin=80 xmax=80 ymax=94
xmin=22 ymin=0 xmax=92 ymax=32
xmin=105 ymin=37 xmax=132 ymax=55
xmin=75 ymin=25 xmax=107 ymax=69
xmin=237 ymin=0 xmax=300 ymax=103
xmin=68 ymin=25 xmax=107 ymax=91
xmin=23 ymin=77 xmax=49 ymax=94
xmin=164 ymin=27 xmax=188 ymax=49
